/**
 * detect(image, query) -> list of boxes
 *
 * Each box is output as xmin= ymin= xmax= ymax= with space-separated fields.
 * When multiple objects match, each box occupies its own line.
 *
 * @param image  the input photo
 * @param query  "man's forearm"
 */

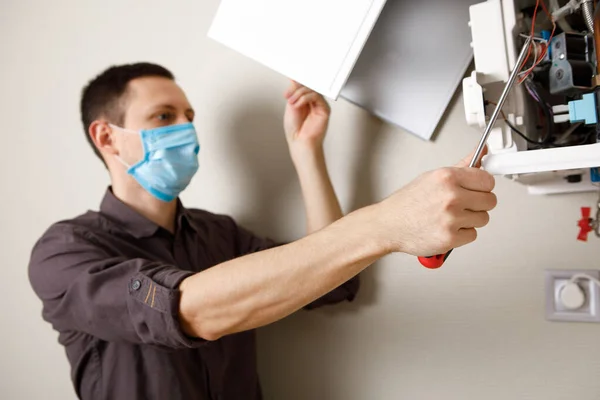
xmin=179 ymin=150 xmax=500 ymax=341
xmin=293 ymin=147 xmax=343 ymax=234
xmin=179 ymin=205 xmax=386 ymax=341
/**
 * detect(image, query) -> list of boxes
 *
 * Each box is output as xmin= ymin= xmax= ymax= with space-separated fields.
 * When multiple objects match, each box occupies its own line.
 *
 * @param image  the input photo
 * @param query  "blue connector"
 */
xmin=591 ymin=167 xmax=600 ymax=183
xmin=568 ymin=93 xmax=598 ymax=125
xmin=541 ymin=30 xmax=552 ymax=59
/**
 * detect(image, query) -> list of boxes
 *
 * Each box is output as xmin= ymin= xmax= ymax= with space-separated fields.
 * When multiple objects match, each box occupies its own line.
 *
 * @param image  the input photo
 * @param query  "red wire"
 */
xmin=540 ymin=0 xmax=550 ymax=16
xmin=518 ymin=0 xmax=556 ymax=83
xmin=520 ymin=0 xmax=540 ymax=72
xmin=538 ymin=0 xmax=556 ymax=61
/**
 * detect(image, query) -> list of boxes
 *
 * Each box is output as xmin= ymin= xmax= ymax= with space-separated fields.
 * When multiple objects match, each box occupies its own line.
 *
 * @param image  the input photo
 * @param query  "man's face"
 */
xmin=116 ymin=76 xmax=195 ymax=165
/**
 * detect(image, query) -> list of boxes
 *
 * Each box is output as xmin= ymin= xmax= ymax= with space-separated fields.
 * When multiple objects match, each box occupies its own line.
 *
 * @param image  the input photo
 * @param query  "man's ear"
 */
xmin=89 ymin=120 xmax=117 ymax=157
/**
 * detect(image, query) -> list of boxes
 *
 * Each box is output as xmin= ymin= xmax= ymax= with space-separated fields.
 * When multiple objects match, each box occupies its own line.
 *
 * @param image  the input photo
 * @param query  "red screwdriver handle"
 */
xmin=415 ymin=39 xmax=533 ymax=270
xmin=418 ymin=250 xmax=453 ymax=269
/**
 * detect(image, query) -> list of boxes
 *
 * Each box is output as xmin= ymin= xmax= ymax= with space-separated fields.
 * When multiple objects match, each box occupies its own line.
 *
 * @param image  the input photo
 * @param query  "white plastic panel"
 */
xmin=468 ymin=0 xmax=510 ymax=84
xmin=527 ymin=176 xmax=597 ymax=195
xmin=509 ymin=170 xmax=597 ymax=195
xmin=482 ymin=143 xmax=600 ymax=175
xmin=208 ymin=0 xmax=387 ymax=99
xmin=463 ymin=71 xmax=486 ymax=128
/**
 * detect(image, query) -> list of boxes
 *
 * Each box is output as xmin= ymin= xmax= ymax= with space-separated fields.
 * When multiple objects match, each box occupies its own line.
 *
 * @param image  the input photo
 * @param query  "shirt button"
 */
xmin=131 ymin=280 xmax=142 ymax=291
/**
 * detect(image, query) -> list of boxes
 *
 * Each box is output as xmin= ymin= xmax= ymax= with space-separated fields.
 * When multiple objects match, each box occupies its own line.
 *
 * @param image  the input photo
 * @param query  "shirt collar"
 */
xmin=177 ymin=201 xmax=201 ymax=233
xmin=100 ymin=188 xmax=198 ymax=238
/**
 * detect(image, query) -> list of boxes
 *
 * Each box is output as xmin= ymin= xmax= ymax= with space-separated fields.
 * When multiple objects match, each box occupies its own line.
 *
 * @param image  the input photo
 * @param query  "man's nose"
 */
xmin=175 ymin=115 xmax=192 ymax=125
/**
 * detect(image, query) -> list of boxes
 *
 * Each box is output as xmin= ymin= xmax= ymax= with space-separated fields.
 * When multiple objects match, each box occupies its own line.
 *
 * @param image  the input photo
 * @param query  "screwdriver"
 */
xmin=418 ymin=36 xmax=533 ymax=269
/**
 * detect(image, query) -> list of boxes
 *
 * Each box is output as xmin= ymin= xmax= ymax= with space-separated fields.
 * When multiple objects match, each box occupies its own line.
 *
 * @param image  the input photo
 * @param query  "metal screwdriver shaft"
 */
xmin=418 ymin=36 xmax=533 ymax=270
xmin=468 ymin=36 xmax=533 ymax=168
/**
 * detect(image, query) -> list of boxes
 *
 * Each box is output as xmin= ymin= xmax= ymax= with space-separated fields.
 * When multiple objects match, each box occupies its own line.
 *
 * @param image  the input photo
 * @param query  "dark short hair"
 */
xmin=80 ymin=62 xmax=175 ymax=162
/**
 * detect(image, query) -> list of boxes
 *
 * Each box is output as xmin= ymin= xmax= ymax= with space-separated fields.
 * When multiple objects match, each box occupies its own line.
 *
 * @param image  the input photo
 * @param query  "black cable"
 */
xmin=484 ymin=99 xmax=548 ymax=146
xmin=504 ymin=118 xmax=548 ymax=145
xmin=561 ymin=128 xmax=597 ymax=147
xmin=505 ymin=117 xmax=595 ymax=148
xmin=485 ymin=80 xmax=593 ymax=149
xmin=523 ymin=78 xmax=554 ymax=143
xmin=484 ymin=96 xmax=595 ymax=148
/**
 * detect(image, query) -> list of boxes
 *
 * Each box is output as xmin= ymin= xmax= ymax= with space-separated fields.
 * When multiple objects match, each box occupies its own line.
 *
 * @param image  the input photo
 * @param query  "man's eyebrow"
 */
xmin=147 ymin=104 xmax=195 ymax=114
xmin=147 ymin=104 xmax=177 ymax=112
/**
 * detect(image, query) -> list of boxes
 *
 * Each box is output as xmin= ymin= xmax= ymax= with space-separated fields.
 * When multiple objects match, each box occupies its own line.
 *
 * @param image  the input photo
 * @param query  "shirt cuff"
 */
xmin=128 ymin=269 xmax=206 ymax=349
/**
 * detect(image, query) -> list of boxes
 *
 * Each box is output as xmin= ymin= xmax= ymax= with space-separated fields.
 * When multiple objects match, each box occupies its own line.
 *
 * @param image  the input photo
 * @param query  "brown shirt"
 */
xmin=28 ymin=189 xmax=359 ymax=400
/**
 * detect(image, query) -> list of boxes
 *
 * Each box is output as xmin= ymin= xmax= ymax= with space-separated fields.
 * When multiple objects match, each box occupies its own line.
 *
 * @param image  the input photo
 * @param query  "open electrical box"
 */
xmin=464 ymin=0 xmax=600 ymax=195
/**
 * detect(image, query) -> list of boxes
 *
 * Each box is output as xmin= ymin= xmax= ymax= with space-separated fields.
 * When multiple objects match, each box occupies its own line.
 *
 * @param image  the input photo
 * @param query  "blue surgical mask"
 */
xmin=111 ymin=122 xmax=200 ymax=202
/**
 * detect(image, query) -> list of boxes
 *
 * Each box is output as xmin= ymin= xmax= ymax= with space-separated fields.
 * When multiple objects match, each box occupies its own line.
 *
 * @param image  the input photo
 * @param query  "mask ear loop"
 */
xmin=108 ymin=123 xmax=138 ymax=134
xmin=114 ymin=155 xmax=132 ymax=169
xmin=108 ymin=124 xmax=138 ymax=169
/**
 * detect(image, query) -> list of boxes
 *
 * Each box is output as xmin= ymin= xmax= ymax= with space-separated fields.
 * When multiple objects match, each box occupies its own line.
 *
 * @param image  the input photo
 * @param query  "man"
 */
xmin=29 ymin=63 xmax=497 ymax=400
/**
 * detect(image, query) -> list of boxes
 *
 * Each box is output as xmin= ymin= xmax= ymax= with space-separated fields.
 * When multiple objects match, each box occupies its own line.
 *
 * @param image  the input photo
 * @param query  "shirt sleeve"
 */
xmin=233 ymin=221 xmax=360 ymax=310
xmin=28 ymin=223 xmax=205 ymax=350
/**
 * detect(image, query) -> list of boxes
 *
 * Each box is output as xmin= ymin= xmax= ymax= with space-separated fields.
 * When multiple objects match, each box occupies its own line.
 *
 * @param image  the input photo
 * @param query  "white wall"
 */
xmin=2 ymin=1 xmax=600 ymax=399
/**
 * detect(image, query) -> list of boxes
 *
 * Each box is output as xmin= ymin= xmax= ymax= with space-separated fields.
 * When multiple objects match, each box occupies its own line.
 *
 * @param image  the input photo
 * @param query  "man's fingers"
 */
xmin=293 ymin=92 xmax=322 ymax=109
xmin=463 ymin=190 xmax=498 ymax=212
xmin=455 ymin=152 xmax=472 ymax=168
xmin=452 ymin=167 xmax=495 ymax=193
xmin=284 ymin=80 xmax=302 ymax=99
xmin=459 ymin=210 xmax=490 ymax=229
xmin=289 ymin=87 xmax=312 ymax=104
xmin=455 ymin=145 xmax=488 ymax=168
xmin=454 ymin=228 xmax=478 ymax=248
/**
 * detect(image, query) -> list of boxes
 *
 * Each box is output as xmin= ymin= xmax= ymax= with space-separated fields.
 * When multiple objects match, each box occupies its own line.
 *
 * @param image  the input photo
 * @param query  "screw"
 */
xmin=556 ymin=69 xmax=564 ymax=80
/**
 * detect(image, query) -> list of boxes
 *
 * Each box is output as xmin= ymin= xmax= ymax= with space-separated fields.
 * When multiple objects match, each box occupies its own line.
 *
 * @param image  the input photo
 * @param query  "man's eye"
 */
xmin=157 ymin=112 xmax=174 ymax=122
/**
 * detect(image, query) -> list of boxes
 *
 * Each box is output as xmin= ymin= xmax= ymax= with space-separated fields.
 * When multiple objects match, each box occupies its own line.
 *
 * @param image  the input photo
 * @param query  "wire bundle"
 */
xmin=518 ymin=0 xmax=557 ymax=83
xmin=488 ymin=0 xmax=598 ymax=148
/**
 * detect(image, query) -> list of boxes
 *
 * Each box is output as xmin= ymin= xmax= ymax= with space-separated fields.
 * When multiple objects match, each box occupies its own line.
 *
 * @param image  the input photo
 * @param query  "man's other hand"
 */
xmin=283 ymin=80 xmax=331 ymax=163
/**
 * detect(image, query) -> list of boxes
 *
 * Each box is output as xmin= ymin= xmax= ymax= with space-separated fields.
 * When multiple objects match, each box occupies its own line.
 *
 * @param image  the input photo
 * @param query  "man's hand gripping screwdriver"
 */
xmin=418 ymin=36 xmax=533 ymax=270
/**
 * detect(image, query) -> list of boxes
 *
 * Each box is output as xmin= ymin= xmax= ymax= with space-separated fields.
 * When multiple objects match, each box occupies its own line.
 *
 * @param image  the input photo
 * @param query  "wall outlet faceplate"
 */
xmin=545 ymin=269 xmax=600 ymax=323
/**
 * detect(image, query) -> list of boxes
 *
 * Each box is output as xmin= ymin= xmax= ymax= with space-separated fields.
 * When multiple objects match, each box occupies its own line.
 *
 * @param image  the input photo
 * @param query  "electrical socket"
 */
xmin=545 ymin=269 xmax=600 ymax=323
